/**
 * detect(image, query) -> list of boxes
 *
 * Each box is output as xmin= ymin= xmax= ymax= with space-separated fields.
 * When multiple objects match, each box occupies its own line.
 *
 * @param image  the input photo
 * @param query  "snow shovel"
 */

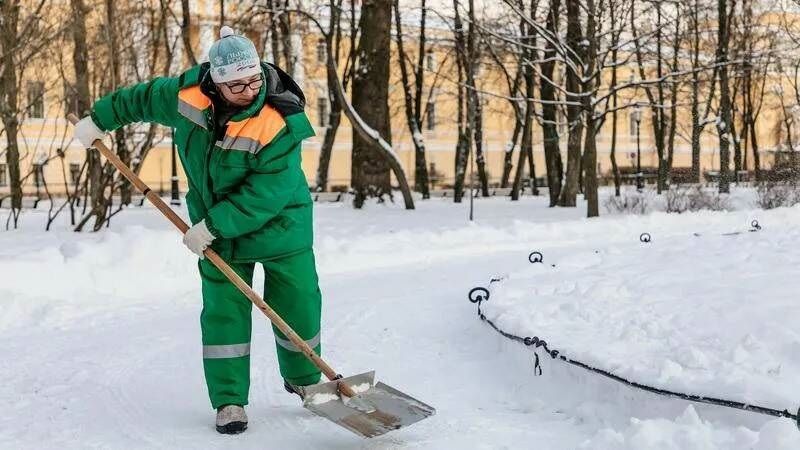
xmin=67 ymin=114 xmax=435 ymax=438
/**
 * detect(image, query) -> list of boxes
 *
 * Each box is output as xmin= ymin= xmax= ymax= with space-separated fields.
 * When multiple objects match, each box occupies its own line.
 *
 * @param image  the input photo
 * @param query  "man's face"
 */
xmin=216 ymin=73 xmax=263 ymax=107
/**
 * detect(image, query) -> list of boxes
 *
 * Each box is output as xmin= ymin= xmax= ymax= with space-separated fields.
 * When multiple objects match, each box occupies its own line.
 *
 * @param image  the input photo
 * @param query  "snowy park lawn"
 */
xmin=1 ymin=190 xmax=799 ymax=449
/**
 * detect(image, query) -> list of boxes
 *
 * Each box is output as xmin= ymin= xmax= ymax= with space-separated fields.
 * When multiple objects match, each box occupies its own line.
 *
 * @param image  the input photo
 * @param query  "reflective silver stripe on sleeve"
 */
xmin=216 ymin=135 xmax=262 ymax=154
xmin=178 ymin=100 xmax=208 ymax=129
xmin=274 ymin=332 xmax=321 ymax=353
xmin=203 ymin=343 xmax=251 ymax=359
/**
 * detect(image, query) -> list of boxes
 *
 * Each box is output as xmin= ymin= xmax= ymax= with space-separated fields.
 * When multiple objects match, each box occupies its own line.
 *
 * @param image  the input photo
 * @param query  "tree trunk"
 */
xmin=512 ymin=0 xmax=538 ymax=201
xmin=500 ymin=120 xmax=521 ymax=188
xmin=558 ymin=0 xmax=583 ymax=207
xmin=0 ymin=0 xmax=22 ymax=225
xmin=394 ymin=0 xmax=430 ymax=198
xmin=540 ymin=0 xmax=562 ymax=206
xmin=584 ymin=118 xmax=599 ymax=216
xmin=654 ymin=3 xmax=667 ymax=193
xmin=716 ymin=0 xmax=733 ymax=193
xmin=452 ymin=0 xmax=470 ymax=202
xmin=582 ymin=0 xmax=599 ymax=217
xmin=71 ymin=0 xmax=106 ymax=231
xmin=315 ymin=106 xmax=340 ymax=192
xmin=180 ymin=0 xmax=198 ymax=66
xmin=666 ymin=9 xmax=681 ymax=187
xmin=351 ymin=0 xmax=393 ymax=208
xmin=279 ymin=0 xmax=295 ymax=75
xmin=106 ymin=0 xmax=131 ymax=206
xmin=474 ymin=97 xmax=489 ymax=196
xmin=466 ymin=0 xmax=489 ymax=197
xmin=510 ymin=106 xmax=532 ymax=201
xmin=414 ymin=0 xmax=431 ymax=197
xmin=690 ymin=0 xmax=702 ymax=183
xmin=609 ymin=1 xmax=621 ymax=196
xmin=610 ymin=84 xmax=620 ymax=196
xmin=315 ymin=0 xmax=345 ymax=192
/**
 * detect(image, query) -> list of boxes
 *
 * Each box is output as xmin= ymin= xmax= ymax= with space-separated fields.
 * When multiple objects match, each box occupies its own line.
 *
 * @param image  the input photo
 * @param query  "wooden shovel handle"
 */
xmin=66 ymin=114 xmax=357 ymax=398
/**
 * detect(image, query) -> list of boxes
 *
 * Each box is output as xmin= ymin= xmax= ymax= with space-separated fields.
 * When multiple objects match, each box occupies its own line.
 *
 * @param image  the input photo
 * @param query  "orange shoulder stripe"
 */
xmin=178 ymin=86 xmax=212 ymax=110
xmin=226 ymin=104 xmax=286 ymax=149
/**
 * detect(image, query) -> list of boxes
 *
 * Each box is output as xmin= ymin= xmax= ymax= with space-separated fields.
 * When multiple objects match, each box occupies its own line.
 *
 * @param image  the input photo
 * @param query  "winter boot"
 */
xmin=284 ymin=380 xmax=308 ymax=400
xmin=216 ymin=404 xmax=248 ymax=434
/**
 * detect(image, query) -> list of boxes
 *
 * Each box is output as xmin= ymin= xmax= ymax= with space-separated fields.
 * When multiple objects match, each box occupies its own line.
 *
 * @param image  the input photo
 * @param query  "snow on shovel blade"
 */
xmin=301 ymin=371 xmax=435 ymax=438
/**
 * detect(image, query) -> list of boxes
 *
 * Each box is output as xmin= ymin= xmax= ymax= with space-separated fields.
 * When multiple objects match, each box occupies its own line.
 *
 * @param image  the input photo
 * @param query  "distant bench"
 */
xmin=312 ymin=192 xmax=345 ymax=202
xmin=429 ymin=187 xmax=535 ymax=198
xmin=0 ymin=194 xmax=146 ymax=209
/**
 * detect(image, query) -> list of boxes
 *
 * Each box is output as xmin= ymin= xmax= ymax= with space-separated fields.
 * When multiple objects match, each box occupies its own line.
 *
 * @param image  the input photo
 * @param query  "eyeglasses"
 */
xmin=225 ymin=75 xmax=264 ymax=94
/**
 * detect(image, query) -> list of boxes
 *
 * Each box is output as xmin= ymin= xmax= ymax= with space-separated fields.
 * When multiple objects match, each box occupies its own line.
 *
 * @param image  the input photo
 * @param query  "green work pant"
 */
xmin=198 ymin=249 xmax=322 ymax=409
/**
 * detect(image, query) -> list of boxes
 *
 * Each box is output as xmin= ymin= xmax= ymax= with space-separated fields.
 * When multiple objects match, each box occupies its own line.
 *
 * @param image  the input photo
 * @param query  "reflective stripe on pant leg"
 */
xmin=204 ymin=343 xmax=251 ymax=359
xmin=199 ymin=258 xmax=255 ymax=409
xmin=262 ymin=249 xmax=322 ymax=386
xmin=274 ymin=332 xmax=320 ymax=353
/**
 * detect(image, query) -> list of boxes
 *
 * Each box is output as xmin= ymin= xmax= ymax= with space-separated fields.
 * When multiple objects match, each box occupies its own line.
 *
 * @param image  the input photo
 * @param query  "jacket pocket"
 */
xmin=212 ymin=149 xmax=251 ymax=195
xmin=231 ymin=205 xmax=313 ymax=262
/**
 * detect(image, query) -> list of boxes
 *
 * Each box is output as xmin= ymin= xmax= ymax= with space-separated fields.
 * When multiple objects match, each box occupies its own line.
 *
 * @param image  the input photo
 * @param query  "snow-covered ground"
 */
xmin=1 ymin=191 xmax=799 ymax=449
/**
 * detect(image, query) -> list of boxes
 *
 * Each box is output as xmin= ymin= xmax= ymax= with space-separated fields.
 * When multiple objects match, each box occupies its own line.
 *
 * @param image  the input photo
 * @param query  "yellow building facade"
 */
xmin=0 ymin=3 xmax=786 ymax=199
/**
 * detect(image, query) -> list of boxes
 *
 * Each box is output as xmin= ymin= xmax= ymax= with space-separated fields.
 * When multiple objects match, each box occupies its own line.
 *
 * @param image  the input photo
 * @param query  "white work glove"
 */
xmin=73 ymin=116 xmax=106 ymax=148
xmin=183 ymin=220 xmax=215 ymax=259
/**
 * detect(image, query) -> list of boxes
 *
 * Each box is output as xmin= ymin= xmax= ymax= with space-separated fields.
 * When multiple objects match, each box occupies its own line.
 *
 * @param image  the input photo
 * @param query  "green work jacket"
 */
xmin=91 ymin=62 xmax=316 ymax=261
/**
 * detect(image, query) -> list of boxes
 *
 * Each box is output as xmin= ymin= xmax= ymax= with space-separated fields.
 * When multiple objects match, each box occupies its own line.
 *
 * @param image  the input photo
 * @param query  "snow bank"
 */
xmin=2 ymin=194 xmax=799 ymax=448
xmin=475 ymin=204 xmax=800 ymax=445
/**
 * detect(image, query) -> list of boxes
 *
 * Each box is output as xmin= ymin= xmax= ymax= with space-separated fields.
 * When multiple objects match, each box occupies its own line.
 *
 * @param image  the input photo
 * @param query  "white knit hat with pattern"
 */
xmin=209 ymin=26 xmax=261 ymax=83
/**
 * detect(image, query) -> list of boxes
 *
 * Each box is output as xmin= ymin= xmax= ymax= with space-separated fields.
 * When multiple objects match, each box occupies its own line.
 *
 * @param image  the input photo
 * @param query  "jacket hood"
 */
xmin=184 ymin=61 xmax=306 ymax=118
xmin=262 ymin=62 xmax=306 ymax=117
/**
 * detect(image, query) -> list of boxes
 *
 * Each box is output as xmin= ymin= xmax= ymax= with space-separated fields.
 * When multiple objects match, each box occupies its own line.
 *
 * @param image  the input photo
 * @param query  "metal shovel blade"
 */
xmin=301 ymin=371 xmax=436 ymax=438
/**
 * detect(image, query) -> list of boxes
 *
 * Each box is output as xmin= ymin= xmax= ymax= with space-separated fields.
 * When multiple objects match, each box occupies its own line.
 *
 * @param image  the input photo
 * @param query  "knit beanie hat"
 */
xmin=209 ymin=26 xmax=261 ymax=83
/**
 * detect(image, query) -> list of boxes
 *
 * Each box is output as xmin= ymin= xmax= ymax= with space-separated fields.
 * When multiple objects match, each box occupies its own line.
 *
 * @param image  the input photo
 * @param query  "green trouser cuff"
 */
xmin=285 ymin=372 xmax=322 ymax=386
xmin=204 ymin=356 xmax=251 ymax=409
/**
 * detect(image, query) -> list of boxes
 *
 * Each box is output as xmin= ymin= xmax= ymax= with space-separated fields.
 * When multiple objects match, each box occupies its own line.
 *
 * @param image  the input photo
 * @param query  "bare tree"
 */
xmin=557 ymin=0 xmax=584 ymax=207
xmin=539 ymin=0 xmax=564 ymax=205
xmin=716 ymin=0 xmax=734 ymax=193
xmin=451 ymin=0 xmax=488 ymax=201
xmin=179 ymin=0 xmax=198 ymax=66
xmin=350 ymin=0 xmax=395 ymax=207
xmin=0 ymin=0 xmax=63 ymax=228
xmin=608 ymin=0 xmax=622 ymax=196
xmin=510 ymin=0 xmax=538 ymax=201
xmin=394 ymin=0 xmax=431 ymax=198
xmin=687 ymin=0 xmax=716 ymax=183
xmin=315 ymin=0 xmax=356 ymax=192
xmin=65 ymin=0 xmax=174 ymax=231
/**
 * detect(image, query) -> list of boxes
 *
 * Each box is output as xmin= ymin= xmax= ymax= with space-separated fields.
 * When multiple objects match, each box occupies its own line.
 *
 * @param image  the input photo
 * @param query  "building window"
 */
xmin=473 ymin=62 xmax=482 ymax=79
xmin=316 ymin=39 xmax=327 ymax=64
xmin=33 ymin=163 xmax=44 ymax=187
xmin=65 ymin=83 xmax=81 ymax=117
xmin=426 ymin=101 xmax=436 ymax=130
xmin=69 ymin=162 xmax=81 ymax=185
xmin=426 ymin=50 xmax=436 ymax=71
xmin=27 ymin=81 xmax=45 ymax=118
xmin=317 ymin=97 xmax=329 ymax=127
xmin=0 ymin=164 xmax=6 ymax=187
xmin=629 ymin=113 xmax=640 ymax=138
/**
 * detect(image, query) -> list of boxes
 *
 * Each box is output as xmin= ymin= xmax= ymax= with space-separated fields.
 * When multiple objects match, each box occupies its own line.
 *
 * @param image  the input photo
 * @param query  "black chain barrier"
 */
xmin=529 ymin=251 xmax=544 ymax=264
xmin=468 ymin=285 xmax=800 ymax=428
xmin=692 ymin=219 xmax=763 ymax=238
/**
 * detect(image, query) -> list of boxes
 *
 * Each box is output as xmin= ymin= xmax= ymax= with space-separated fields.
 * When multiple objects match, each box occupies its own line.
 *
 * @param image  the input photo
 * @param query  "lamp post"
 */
xmin=632 ymin=105 xmax=643 ymax=191
xmin=170 ymin=128 xmax=180 ymax=206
